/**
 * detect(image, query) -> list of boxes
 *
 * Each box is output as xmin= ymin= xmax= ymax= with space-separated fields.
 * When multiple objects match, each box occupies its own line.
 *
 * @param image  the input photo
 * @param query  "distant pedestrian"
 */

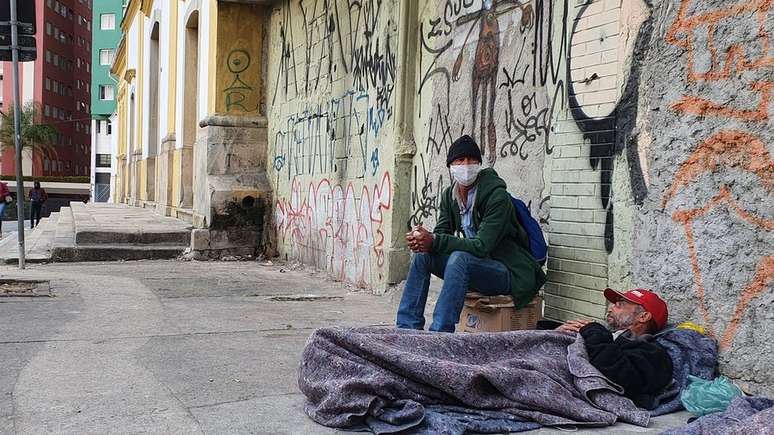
xmin=29 ymin=181 xmax=48 ymax=229
xmin=0 ymin=181 xmax=10 ymax=237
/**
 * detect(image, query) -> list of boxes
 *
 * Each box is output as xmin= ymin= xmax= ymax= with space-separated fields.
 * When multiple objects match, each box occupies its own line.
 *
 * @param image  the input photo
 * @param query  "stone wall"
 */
xmin=267 ymin=0 xmax=399 ymax=288
xmin=627 ymin=0 xmax=774 ymax=394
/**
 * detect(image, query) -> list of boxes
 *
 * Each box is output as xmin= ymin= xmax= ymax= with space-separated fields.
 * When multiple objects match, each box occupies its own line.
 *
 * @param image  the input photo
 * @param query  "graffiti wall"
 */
xmin=267 ymin=0 xmax=398 ymax=288
xmin=631 ymin=0 xmax=774 ymax=393
xmin=411 ymin=0 xmax=566 ymax=231
xmin=264 ymin=0 xmax=774 ymax=392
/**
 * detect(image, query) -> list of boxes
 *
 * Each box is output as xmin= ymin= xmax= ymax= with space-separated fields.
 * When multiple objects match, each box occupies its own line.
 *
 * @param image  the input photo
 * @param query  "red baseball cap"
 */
xmin=604 ymin=288 xmax=668 ymax=330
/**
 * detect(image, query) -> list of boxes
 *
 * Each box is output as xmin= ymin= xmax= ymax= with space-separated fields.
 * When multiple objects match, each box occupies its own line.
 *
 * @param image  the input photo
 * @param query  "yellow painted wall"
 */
xmin=207 ymin=0 xmax=218 ymax=114
xmin=139 ymin=159 xmax=147 ymax=201
xmin=136 ymin=14 xmax=145 ymax=158
xmin=167 ymin=1 xmax=179 ymax=135
xmin=214 ymin=3 xmax=264 ymax=114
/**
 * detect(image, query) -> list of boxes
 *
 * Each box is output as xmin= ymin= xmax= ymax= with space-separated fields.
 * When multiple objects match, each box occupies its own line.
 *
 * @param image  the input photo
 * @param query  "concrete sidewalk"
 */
xmin=0 ymin=260 xmax=690 ymax=434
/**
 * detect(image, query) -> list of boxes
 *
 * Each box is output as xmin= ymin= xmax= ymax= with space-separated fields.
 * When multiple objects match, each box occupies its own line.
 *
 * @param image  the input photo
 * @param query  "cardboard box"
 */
xmin=458 ymin=293 xmax=543 ymax=333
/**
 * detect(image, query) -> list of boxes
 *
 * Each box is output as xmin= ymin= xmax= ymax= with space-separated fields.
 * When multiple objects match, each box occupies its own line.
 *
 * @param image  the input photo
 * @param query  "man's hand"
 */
xmin=406 ymin=225 xmax=433 ymax=253
xmin=555 ymin=319 xmax=593 ymax=334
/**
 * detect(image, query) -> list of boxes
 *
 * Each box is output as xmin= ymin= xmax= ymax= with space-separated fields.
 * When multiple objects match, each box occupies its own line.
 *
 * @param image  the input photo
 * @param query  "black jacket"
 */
xmin=580 ymin=322 xmax=673 ymax=409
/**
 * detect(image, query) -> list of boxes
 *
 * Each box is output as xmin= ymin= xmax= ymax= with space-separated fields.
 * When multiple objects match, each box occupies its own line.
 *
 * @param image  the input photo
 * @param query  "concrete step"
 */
xmin=75 ymin=229 xmax=191 ymax=245
xmin=54 ymin=206 xmax=76 ymax=249
xmin=41 ymin=202 xmax=194 ymax=263
xmin=0 ymin=213 xmax=61 ymax=264
xmin=51 ymin=244 xmax=187 ymax=262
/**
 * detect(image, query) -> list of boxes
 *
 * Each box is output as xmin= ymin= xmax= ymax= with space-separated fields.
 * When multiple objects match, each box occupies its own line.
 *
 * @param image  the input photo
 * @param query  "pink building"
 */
xmin=1 ymin=0 xmax=92 ymax=177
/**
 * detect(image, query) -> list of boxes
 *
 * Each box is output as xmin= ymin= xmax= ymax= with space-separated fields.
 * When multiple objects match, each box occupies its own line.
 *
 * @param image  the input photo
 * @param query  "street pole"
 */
xmin=10 ymin=0 xmax=25 ymax=269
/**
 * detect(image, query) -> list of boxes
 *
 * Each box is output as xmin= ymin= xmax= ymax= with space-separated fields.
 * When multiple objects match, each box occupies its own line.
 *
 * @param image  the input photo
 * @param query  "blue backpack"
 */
xmin=510 ymin=196 xmax=548 ymax=265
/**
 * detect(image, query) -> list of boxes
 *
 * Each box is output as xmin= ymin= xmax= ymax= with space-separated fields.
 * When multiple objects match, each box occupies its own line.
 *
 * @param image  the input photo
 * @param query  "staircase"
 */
xmin=0 ymin=202 xmax=192 ymax=264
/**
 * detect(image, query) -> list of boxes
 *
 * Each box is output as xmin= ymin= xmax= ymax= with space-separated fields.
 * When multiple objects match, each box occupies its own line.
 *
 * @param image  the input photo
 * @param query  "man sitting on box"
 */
xmin=396 ymin=135 xmax=546 ymax=333
xmin=556 ymin=288 xmax=674 ymax=409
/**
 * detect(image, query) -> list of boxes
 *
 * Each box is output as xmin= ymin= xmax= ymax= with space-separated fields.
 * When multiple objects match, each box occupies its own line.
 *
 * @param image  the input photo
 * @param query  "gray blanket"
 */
xmin=660 ymin=396 xmax=774 ymax=435
xmin=651 ymin=328 xmax=718 ymax=416
xmin=299 ymin=327 xmax=650 ymax=433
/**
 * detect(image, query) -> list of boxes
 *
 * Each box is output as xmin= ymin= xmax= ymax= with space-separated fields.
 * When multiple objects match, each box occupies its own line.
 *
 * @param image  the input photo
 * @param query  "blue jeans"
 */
xmin=396 ymin=251 xmax=512 ymax=332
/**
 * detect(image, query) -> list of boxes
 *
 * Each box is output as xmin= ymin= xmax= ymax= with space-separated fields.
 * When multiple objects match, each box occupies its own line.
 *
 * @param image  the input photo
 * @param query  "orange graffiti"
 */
xmin=663 ymin=131 xmax=774 ymax=351
xmin=666 ymin=0 xmax=774 ymax=82
xmin=662 ymin=131 xmax=774 ymax=206
xmin=671 ymin=81 xmax=774 ymax=122
xmin=666 ymin=0 xmax=774 ymax=121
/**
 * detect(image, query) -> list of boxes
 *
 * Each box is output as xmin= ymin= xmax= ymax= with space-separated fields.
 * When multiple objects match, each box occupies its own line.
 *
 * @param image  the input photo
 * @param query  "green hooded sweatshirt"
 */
xmin=431 ymin=168 xmax=547 ymax=308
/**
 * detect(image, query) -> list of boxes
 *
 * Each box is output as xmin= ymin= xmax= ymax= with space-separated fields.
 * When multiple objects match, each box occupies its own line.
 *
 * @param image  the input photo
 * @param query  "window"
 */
xmin=46 ymin=22 xmax=52 ymax=35
xmin=99 ymin=85 xmax=114 ymax=101
xmin=96 ymin=154 xmax=111 ymax=168
xmin=45 ymin=50 xmax=51 ymax=63
xmin=45 ymin=78 xmax=51 ymax=91
xmin=106 ymin=120 xmax=112 ymax=135
xmin=100 ymin=14 xmax=115 ymax=30
xmin=99 ymin=49 xmax=114 ymax=66
xmin=96 ymin=120 xmax=101 ymax=134
xmin=44 ymin=105 xmax=50 ymax=117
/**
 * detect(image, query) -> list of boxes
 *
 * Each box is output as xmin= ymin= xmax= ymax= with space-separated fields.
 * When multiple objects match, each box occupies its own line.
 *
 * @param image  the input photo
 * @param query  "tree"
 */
xmin=0 ymin=102 xmax=59 ymax=169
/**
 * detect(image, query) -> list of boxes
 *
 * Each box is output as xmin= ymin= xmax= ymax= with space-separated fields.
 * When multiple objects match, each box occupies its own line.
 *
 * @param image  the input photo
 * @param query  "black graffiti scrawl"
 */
xmin=450 ymin=0 xmax=535 ymax=166
xmin=412 ymin=0 xmax=566 ymax=231
xmin=566 ymin=1 xmax=651 ymax=252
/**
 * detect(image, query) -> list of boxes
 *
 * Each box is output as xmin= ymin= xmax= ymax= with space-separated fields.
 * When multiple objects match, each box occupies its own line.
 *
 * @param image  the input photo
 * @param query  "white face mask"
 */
xmin=449 ymin=163 xmax=482 ymax=187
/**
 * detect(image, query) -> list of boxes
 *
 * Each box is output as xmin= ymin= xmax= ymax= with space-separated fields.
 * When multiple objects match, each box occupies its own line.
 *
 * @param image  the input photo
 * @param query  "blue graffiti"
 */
xmin=273 ymin=90 xmax=376 ymax=180
xmin=370 ymin=148 xmax=380 ymax=176
xmin=273 ymin=154 xmax=286 ymax=172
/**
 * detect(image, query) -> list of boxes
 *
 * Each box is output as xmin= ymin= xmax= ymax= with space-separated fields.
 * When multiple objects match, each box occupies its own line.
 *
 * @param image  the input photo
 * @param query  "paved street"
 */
xmin=0 ymin=260 xmax=689 ymax=434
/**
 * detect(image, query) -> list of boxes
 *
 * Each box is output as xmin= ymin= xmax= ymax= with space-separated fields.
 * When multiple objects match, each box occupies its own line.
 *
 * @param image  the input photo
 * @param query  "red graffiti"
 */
xmin=275 ymin=172 xmax=392 ymax=288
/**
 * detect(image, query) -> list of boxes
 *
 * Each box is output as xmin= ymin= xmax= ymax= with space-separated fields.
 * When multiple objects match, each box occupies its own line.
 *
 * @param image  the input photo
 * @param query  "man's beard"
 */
xmin=606 ymin=311 xmax=638 ymax=331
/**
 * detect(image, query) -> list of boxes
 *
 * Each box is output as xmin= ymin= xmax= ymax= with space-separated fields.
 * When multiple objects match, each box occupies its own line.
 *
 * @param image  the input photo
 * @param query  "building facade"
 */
xmin=111 ymin=0 xmax=267 ymax=258
xmin=90 ymin=0 xmax=123 ymax=202
xmin=113 ymin=0 xmax=774 ymax=394
xmin=1 ymin=0 xmax=93 ymax=178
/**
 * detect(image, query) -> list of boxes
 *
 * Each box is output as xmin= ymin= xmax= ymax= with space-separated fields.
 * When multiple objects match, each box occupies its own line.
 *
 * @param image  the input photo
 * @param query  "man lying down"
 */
xmin=298 ymin=288 xmax=717 ymax=434
xmin=554 ymin=288 xmax=673 ymax=410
